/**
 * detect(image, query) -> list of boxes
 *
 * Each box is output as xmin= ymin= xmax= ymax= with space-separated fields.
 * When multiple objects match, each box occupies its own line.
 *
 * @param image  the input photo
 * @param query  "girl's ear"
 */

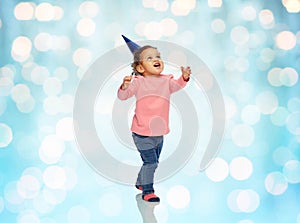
xmin=136 ymin=64 xmax=144 ymax=73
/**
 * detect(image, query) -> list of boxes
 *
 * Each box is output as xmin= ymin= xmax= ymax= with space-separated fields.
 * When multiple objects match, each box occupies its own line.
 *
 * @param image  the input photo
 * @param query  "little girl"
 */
xmin=118 ymin=45 xmax=191 ymax=202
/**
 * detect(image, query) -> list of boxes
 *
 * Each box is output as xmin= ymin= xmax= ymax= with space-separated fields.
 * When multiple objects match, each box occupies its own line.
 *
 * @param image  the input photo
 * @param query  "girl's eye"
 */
xmin=146 ymin=57 xmax=152 ymax=61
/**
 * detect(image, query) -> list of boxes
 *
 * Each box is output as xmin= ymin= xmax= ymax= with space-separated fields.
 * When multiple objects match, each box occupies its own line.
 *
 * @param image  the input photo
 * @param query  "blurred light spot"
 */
xmin=208 ymin=0 xmax=222 ymax=8
xmin=268 ymin=67 xmax=282 ymax=86
xmin=34 ymin=33 xmax=52 ymax=51
xmin=227 ymin=189 xmax=241 ymax=212
xmin=260 ymin=48 xmax=275 ymax=63
xmin=286 ymin=112 xmax=300 ymax=135
xmin=52 ymin=35 xmax=70 ymax=51
xmin=224 ymin=96 xmax=237 ymax=120
xmin=0 ymin=19 xmax=2 ymax=29
xmin=4 ymin=181 xmax=24 ymax=205
xmin=224 ymin=56 xmax=236 ymax=71
xmin=33 ymin=194 xmax=54 ymax=214
xmin=230 ymin=26 xmax=249 ymax=45
xmin=54 ymin=67 xmax=69 ymax=81
xmin=43 ymin=77 xmax=62 ymax=96
xmin=205 ymin=157 xmax=229 ymax=182
xmin=21 ymin=62 xmax=35 ymax=81
xmin=236 ymin=57 xmax=249 ymax=72
xmin=35 ymin=3 xmax=55 ymax=21
xmin=211 ymin=18 xmax=226 ymax=33
xmin=11 ymin=84 xmax=31 ymax=103
xmin=288 ymin=97 xmax=300 ymax=112
xmin=265 ymin=171 xmax=288 ymax=195
xmin=18 ymin=211 xmax=40 ymax=223
xmin=231 ymin=124 xmax=255 ymax=147
xmin=227 ymin=189 xmax=259 ymax=213
xmin=77 ymin=18 xmax=96 ymax=37
xmin=60 ymin=94 xmax=74 ymax=114
xmin=171 ymin=0 xmax=196 ymax=16
xmin=144 ymin=21 xmax=163 ymax=39
xmin=68 ymin=205 xmax=91 ymax=223
xmin=270 ymin=107 xmax=289 ymax=126
xmin=283 ymin=160 xmax=300 ymax=183
xmin=250 ymin=30 xmax=267 ymax=47
xmin=241 ymin=5 xmax=257 ymax=21
xmin=143 ymin=0 xmax=169 ymax=11
xmin=230 ymin=157 xmax=253 ymax=180
xmin=280 ymin=67 xmax=298 ymax=86
xmin=236 ymin=190 xmax=260 ymax=213
xmin=273 ymin=146 xmax=296 ymax=166
xmin=14 ymin=2 xmax=35 ymax=20
xmin=42 ymin=187 xmax=66 ymax=205
xmin=235 ymin=45 xmax=250 ymax=57
xmin=282 ymin=0 xmax=300 ymax=13
xmin=53 ymin=6 xmax=64 ymax=20
xmin=63 ymin=168 xmax=78 ymax=190
xmin=0 ymin=65 xmax=16 ymax=79
xmin=11 ymin=36 xmax=32 ymax=62
xmin=99 ymin=191 xmax=123 ymax=216
xmin=276 ymin=31 xmax=296 ymax=50
xmin=241 ymin=105 xmax=261 ymax=125
xmin=259 ymin=9 xmax=274 ymax=29
xmin=160 ymin=18 xmax=178 ymax=36
xmin=56 ymin=117 xmax=74 ymax=141
xmin=167 ymin=185 xmax=190 ymax=209
xmin=43 ymin=166 xmax=66 ymax=189
xmin=154 ymin=0 xmax=169 ymax=11
xmin=135 ymin=22 xmax=147 ymax=36
xmin=175 ymin=30 xmax=195 ymax=46
xmin=0 ymin=197 xmax=3 ymax=213
xmin=17 ymin=175 xmax=41 ymax=199
xmin=31 ymin=66 xmax=50 ymax=85
xmin=0 ymin=123 xmax=13 ymax=148
xmin=16 ymin=96 xmax=35 ymax=113
xmin=0 ymin=77 xmax=14 ymax=96
xmin=22 ymin=167 xmax=43 ymax=182
xmin=39 ymin=135 xmax=65 ymax=164
xmin=255 ymin=91 xmax=278 ymax=114
xmin=73 ymin=48 xmax=92 ymax=67
xmin=79 ymin=1 xmax=99 ymax=18
xmin=43 ymin=96 xmax=62 ymax=115
xmin=236 ymin=82 xmax=254 ymax=103
xmin=0 ymin=98 xmax=6 ymax=115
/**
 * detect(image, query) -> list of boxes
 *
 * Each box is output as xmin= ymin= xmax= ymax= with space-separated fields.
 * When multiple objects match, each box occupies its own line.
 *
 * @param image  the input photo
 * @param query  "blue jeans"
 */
xmin=132 ymin=132 xmax=163 ymax=195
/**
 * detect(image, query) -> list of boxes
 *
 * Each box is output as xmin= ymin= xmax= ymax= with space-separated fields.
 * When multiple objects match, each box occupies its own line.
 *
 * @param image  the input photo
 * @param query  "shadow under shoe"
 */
xmin=136 ymin=193 xmax=159 ymax=223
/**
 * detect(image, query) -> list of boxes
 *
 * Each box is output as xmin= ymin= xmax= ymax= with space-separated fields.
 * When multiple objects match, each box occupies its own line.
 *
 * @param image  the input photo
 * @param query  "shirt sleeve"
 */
xmin=117 ymin=77 xmax=138 ymax=100
xmin=169 ymin=75 xmax=188 ymax=93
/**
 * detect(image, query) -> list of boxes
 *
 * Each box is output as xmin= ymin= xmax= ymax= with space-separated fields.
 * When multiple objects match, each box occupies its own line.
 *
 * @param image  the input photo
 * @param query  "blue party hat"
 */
xmin=122 ymin=35 xmax=141 ymax=54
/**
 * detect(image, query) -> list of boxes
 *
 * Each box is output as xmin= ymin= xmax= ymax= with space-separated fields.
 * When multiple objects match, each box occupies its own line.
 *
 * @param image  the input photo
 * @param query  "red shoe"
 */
xmin=142 ymin=193 xmax=160 ymax=202
xmin=135 ymin=185 xmax=143 ymax=191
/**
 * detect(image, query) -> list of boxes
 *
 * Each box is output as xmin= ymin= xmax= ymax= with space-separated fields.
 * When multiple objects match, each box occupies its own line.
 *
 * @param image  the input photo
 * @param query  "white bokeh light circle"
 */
xmin=205 ymin=157 xmax=229 ymax=182
xmin=230 ymin=157 xmax=253 ymax=181
xmin=167 ymin=185 xmax=190 ymax=209
xmin=0 ymin=123 xmax=13 ymax=148
xmin=265 ymin=171 xmax=288 ymax=195
xmin=231 ymin=124 xmax=255 ymax=147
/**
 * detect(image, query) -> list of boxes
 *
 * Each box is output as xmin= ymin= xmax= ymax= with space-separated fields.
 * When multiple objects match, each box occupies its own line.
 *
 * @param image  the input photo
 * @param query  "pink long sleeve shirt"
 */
xmin=117 ymin=74 xmax=188 ymax=136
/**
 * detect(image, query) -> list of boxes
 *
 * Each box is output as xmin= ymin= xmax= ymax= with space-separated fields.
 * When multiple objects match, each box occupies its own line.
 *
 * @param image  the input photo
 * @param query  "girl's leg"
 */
xmin=132 ymin=133 xmax=163 ymax=196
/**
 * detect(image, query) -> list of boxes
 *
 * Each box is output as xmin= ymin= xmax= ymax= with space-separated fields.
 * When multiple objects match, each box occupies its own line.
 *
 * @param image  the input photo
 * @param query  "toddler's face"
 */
xmin=139 ymin=48 xmax=164 ymax=76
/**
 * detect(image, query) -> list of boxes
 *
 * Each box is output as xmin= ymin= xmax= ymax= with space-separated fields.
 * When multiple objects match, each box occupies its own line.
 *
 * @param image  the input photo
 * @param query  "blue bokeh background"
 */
xmin=0 ymin=0 xmax=300 ymax=222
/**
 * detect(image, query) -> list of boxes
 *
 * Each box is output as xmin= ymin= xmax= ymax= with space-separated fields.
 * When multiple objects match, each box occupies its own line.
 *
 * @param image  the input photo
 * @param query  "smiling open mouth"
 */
xmin=153 ymin=63 xmax=160 ymax=67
